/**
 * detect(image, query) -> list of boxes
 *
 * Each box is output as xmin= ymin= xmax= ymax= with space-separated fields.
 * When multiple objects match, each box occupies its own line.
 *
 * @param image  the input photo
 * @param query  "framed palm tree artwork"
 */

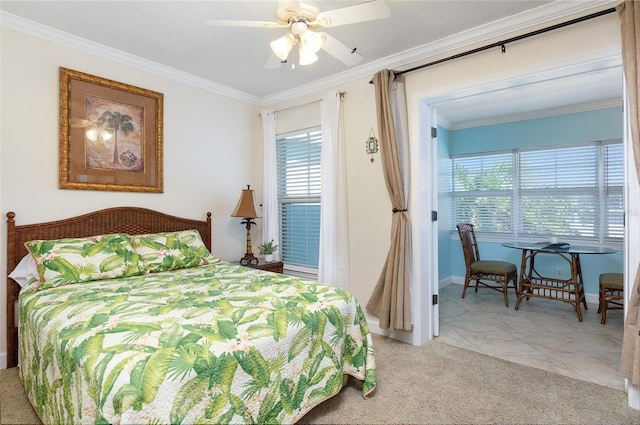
xmin=59 ymin=67 xmax=164 ymax=192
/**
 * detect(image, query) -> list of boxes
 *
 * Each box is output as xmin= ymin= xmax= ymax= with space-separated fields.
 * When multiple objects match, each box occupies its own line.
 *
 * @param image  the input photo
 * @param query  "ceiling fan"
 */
xmin=205 ymin=1 xmax=391 ymax=68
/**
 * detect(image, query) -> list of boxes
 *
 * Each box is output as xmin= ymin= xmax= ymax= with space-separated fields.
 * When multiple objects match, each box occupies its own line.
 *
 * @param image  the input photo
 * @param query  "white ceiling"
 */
xmin=434 ymin=64 xmax=623 ymax=129
xmin=0 ymin=1 xmax=623 ymax=126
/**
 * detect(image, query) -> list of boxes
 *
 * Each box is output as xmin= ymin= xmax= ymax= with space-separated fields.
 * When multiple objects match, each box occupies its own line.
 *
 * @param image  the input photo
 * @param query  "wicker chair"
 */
xmin=598 ymin=272 xmax=623 ymax=325
xmin=456 ymin=223 xmax=518 ymax=307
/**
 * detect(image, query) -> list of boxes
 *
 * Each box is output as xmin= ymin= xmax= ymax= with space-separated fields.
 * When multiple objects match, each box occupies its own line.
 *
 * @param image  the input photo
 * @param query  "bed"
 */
xmin=6 ymin=207 xmax=376 ymax=424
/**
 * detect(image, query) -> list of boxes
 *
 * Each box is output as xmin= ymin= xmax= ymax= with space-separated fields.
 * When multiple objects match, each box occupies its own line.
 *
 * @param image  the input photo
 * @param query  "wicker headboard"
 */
xmin=6 ymin=207 xmax=212 ymax=368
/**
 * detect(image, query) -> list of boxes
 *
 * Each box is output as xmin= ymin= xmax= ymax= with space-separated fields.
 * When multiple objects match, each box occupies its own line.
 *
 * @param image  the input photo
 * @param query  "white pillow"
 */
xmin=9 ymin=254 xmax=40 ymax=287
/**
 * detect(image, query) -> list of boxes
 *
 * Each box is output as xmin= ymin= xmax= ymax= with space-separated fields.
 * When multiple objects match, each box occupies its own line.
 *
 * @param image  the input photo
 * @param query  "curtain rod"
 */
xmin=371 ymin=7 xmax=616 ymax=82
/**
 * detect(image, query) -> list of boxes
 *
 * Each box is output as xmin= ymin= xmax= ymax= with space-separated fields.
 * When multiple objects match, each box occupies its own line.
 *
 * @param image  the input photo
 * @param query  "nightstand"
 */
xmin=246 ymin=261 xmax=284 ymax=274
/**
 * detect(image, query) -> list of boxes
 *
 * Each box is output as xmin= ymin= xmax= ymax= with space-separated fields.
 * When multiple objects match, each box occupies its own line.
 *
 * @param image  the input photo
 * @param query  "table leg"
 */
xmin=570 ymin=253 xmax=587 ymax=322
xmin=515 ymin=249 xmax=533 ymax=311
xmin=577 ymin=255 xmax=587 ymax=311
xmin=508 ymin=244 xmax=608 ymax=322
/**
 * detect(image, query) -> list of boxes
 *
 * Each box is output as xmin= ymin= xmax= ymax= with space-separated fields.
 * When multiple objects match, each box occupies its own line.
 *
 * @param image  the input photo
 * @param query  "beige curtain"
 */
xmin=618 ymin=0 xmax=640 ymax=386
xmin=366 ymin=69 xmax=411 ymax=331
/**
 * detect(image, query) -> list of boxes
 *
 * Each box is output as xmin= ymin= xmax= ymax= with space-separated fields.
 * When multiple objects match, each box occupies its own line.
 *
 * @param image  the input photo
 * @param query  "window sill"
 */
xmin=283 ymin=264 xmax=318 ymax=280
xmin=448 ymin=231 xmax=624 ymax=251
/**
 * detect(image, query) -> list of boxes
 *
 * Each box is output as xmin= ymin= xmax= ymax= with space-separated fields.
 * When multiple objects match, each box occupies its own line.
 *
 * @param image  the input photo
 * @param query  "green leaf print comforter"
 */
xmin=18 ymin=261 xmax=376 ymax=424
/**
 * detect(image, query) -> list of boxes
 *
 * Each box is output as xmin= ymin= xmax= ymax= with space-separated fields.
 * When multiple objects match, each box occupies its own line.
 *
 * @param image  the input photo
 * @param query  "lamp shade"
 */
xmin=231 ymin=185 xmax=261 ymax=218
xmin=270 ymin=33 xmax=296 ymax=61
xmin=299 ymin=30 xmax=323 ymax=54
xmin=298 ymin=46 xmax=318 ymax=65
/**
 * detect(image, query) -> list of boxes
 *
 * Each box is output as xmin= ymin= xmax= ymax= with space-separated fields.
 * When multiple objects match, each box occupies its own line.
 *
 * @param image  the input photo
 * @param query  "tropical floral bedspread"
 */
xmin=18 ymin=261 xmax=376 ymax=424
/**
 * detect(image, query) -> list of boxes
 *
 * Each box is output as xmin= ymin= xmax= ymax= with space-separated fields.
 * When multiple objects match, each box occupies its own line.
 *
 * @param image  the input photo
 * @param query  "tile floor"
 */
xmin=437 ymin=283 xmax=625 ymax=391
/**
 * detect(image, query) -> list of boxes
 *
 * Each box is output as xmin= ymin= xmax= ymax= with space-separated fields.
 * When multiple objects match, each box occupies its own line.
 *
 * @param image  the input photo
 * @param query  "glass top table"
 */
xmin=502 ymin=241 xmax=617 ymax=321
xmin=502 ymin=241 xmax=616 ymax=255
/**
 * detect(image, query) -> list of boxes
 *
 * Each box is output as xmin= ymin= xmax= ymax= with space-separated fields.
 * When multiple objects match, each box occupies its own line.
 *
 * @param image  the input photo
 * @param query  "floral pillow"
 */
xmin=130 ymin=229 xmax=217 ymax=273
xmin=24 ymin=233 xmax=146 ymax=287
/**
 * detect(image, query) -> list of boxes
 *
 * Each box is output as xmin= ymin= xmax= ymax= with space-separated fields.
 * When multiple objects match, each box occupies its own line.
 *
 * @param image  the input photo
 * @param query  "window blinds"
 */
xmin=453 ymin=152 xmax=513 ymax=233
xmin=519 ymin=145 xmax=598 ymax=238
xmin=276 ymin=128 xmax=322 ymax=268
xmin=452 ymin=141 xmax=623 ymax=243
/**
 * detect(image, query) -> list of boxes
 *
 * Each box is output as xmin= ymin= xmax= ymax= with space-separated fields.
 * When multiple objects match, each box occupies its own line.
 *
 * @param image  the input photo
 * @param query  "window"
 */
xmin=453 ymin=152 xmax=514 ymax=233
xmin=276 ymin=127 xmax=321 ymax=272
xmin=452 ymin=141 xmax=623 ymax=244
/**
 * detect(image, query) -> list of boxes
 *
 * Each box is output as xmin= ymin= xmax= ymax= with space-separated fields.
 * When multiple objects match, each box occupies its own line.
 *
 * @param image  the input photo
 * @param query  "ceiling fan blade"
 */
xmin=315 ymin=0 xmax=390 ymax=27
xmin=265 ymin=53 xmax=285 ymax=69
xmin=205 ymin=19 xmax=283 ymax=29
xmin=320 ymin=33 xmax=363 ymax=67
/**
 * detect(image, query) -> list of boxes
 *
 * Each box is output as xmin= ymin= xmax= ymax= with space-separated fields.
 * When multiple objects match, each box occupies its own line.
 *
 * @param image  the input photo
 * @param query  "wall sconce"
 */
xmin=366 ymin=128 xmax=379 ymax=163
xmin=231 ymin=185 xmax=261 ymax=265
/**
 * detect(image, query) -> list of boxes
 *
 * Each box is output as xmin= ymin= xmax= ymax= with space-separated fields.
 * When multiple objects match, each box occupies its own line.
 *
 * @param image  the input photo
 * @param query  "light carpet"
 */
xmin=1 ymin=334 xmax=638 ymax=424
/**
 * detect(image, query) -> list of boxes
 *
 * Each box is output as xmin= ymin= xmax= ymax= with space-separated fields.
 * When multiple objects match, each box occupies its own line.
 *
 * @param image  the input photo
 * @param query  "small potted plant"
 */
xmin=258 ymin=239 xmax=278 ymax=262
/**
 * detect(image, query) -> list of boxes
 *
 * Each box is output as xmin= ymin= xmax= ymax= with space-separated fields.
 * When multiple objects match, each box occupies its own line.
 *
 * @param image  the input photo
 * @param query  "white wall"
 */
xmin=0 ymin=27 xmax=259 ymax=366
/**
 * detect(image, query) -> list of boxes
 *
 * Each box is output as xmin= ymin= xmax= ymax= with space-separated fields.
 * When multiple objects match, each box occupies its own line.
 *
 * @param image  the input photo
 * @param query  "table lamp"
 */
xmin=231 ymin=185 xmax=261 ymax=265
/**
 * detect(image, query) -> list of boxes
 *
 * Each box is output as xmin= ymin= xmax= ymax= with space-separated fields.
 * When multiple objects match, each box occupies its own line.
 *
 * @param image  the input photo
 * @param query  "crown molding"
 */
xmin=447 ymin=98 xmax=623 ymax=131
xmin=427 ymin=47 xmax=622 ymax=130
xmin=0 ymin=11 xmax=262 ymax=105
xmin=385 ymin=0 xmax=620 ymax=75
xmin=260 ymin=0 xmax=620 ymax=105
xmin=1 ymin=1 xmax=620 ymax=106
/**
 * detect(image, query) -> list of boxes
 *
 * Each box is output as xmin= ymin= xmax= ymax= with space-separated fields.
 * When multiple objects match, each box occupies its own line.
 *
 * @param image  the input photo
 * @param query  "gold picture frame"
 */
xmin=59 ymin=67 xmax=164 ymax=192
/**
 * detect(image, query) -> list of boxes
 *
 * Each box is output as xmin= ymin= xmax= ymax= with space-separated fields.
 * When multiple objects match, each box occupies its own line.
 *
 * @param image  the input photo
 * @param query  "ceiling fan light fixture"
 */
xmin=291 ymin=20 xmax=309 ymax=35
xmin=299 ymin=30 xmax=323 ymax=54
xmin=270 ymin=33 xmax=296 ymax=61
xmin=298 ymin=45 xmax=318 ymax=65
xmin=207 ymin=1 xmax=391 ymax=69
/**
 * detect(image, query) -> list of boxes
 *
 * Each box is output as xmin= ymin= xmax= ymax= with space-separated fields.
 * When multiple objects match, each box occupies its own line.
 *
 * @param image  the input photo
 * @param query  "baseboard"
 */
xmin=439 ymin=277 xmax=599 ymax=305
xmin=628 ymin=383 xmax=640 ymax=410
xmin=367 ymin=319 xmax=413 ymax=345
xmin=0 ymin=352 xmax=7 ymax=369
xmin=584 ymin=293 xmax=599 ymax=305
xmin=440 ymin=276 xmax=464 ymax=288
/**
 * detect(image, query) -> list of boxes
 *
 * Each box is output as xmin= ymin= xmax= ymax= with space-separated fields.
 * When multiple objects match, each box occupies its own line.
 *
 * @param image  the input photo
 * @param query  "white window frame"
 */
xmin=451 ymin=140 xmax=623 ymax=248
xmin=276 ymin=127 xmax=322 ymax=275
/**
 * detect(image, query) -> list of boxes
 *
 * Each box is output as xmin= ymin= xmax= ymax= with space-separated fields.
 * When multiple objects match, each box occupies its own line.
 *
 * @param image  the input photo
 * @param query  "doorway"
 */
xmin=422 ymin=56 xmax=625 ymax=331
xmin=419 ymin=57 xmax=628 ymax=385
